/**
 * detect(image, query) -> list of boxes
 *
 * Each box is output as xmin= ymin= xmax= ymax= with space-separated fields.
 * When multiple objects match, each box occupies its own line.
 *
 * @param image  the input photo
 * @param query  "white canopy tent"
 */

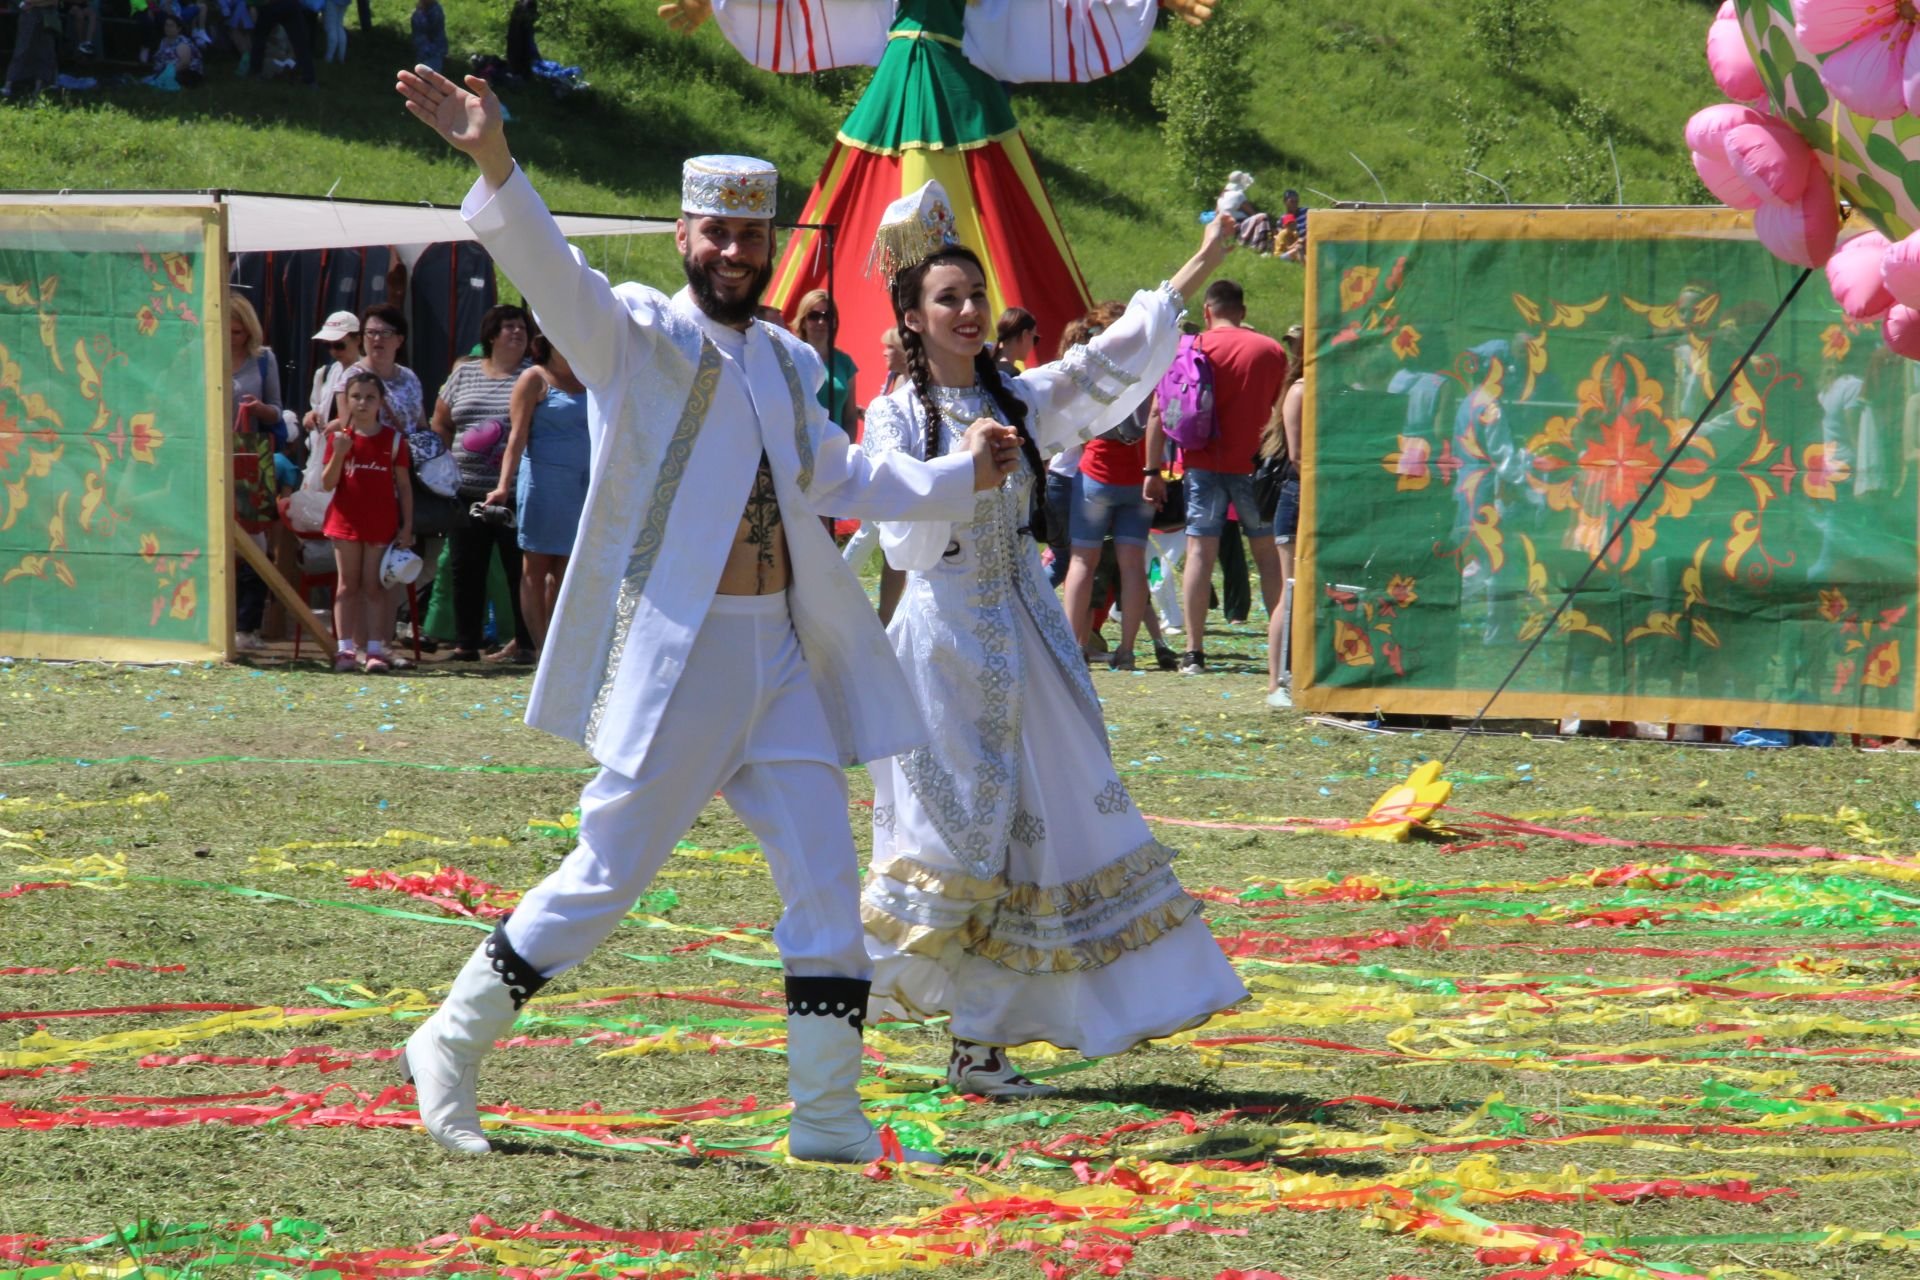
xmin=0 ymin=190 xmax=676 ymax=250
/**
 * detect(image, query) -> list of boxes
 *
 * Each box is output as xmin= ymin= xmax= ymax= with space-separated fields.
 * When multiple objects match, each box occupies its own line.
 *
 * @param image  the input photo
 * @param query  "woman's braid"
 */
xmin=901 ymin=327 xmax=944 ymax=459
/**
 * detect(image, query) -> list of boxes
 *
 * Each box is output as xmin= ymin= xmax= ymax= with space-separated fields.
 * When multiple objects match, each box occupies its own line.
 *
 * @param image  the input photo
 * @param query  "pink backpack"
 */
xmin=1155 ymin=334 xmax=1217 ymax=453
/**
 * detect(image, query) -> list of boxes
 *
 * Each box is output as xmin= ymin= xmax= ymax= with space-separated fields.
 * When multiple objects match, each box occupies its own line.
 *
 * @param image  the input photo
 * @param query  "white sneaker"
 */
xmin=1265 ymin=686 xmax=1294 ymax=708
xmin=234 ymin=631 xmax=266 ymax=652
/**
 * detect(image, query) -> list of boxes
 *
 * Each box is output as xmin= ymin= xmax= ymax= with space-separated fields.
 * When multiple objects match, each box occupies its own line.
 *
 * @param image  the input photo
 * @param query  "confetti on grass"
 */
xmin=16 ymin=786 xmax=1920 ymax=1279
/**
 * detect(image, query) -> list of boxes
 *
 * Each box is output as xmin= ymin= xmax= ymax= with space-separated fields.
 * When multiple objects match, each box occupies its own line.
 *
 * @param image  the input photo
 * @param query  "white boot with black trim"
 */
xmin=400 ymin=928 xmax=546 ymax=1155
xmin=785 ymin=975 xmax=940 ymax=1164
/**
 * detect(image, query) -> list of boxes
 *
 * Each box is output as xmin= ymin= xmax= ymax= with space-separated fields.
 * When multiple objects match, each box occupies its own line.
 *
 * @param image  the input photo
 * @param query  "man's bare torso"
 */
xmin=715 ymin=452 xmax=791 ymax=594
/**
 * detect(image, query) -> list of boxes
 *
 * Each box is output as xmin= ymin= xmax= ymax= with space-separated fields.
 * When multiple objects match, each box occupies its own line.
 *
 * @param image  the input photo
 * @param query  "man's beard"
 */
xmin=682 ymin=253 xmax=774 ymax=327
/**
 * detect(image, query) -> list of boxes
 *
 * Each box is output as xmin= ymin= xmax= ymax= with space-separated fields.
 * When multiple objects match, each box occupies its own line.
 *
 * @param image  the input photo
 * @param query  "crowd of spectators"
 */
xmin=227 ymin=259 xmax=1298 ymax=684
xmin=233 ymin=296 xmax=591 ymax=671
xmin=2 ymin=0 xmax=453 ymax=99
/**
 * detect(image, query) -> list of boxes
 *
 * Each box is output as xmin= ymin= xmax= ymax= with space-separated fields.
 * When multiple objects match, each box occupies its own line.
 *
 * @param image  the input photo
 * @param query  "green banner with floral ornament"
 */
xmin=1296 ymin=207 xmax=1920 ymax=737
xmin=0 ymin=203 xmax=230 ymax=662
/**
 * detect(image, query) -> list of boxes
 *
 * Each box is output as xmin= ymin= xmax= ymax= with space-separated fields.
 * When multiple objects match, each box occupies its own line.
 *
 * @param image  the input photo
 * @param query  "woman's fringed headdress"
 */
xmin=867 ymin=180 xmax=960 ymax=279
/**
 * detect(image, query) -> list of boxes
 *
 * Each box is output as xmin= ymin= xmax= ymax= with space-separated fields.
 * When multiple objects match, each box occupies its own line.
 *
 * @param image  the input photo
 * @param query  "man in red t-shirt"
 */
xmin=1143 ymin=279 xmax=1287 ymax=674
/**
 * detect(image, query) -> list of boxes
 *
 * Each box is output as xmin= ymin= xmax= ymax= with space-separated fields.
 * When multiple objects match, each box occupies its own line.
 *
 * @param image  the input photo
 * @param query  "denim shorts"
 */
xmin=1183 ymin=466 xmax=1273 ymax=539
xmin=1272 ymin=477 xmax=1301 ymax=544
xmin=1069 ymin=474 xmax=1154 ymax=548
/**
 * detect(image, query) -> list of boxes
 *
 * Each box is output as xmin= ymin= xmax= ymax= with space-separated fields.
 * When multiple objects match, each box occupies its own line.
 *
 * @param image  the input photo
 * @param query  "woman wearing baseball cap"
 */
xmin=305 ymin=310 xmax=362 ymax=430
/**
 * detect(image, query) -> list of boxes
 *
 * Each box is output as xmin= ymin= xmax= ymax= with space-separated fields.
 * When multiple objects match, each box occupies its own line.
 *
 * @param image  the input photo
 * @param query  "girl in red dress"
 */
xmin=322 ymin=371 xmax=414 ymax=673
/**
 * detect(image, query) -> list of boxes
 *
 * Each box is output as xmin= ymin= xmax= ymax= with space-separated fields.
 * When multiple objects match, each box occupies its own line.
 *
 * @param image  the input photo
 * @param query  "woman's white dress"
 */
xmin=859 ymin=284 xmax=1247 ymax=1057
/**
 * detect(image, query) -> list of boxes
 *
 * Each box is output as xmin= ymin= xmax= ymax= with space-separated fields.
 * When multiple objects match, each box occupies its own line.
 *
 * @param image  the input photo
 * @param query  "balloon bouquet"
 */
xmin=1692 ymin=0 xmax=1920 ymax=356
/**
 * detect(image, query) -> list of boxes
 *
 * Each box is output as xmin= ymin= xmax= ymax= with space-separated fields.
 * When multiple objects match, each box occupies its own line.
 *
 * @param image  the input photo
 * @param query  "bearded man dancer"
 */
xmin=393 ymin=65 xmax=1021 ymax=1163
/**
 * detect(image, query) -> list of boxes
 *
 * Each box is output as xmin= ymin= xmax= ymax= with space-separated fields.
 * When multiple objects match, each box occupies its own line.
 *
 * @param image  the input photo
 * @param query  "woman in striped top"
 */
xmin=432 ymin=304 xmax=534 ymax=662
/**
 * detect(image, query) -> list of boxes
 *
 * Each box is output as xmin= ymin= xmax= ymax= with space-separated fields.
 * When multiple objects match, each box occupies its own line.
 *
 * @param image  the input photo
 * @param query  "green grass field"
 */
xmin=0 ymin=0 xmax=1723 ymax=331
xmin=8 ymin=633 xmax=1920 ymax=1279
xmin=15 ymin=5 xmax=1904 ymax=1276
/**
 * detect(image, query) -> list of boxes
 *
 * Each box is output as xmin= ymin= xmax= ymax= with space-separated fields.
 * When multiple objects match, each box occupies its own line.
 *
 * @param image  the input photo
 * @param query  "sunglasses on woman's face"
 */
xmin=805 ymin=311 xmax=831 ymax=323
xmin=328 ymin=340 xmax=348 ymax=351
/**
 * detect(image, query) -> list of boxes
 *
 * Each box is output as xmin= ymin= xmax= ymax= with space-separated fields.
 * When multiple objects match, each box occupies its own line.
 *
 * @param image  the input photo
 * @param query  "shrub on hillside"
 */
xmin=1151 ymin=8 xmax=1255 ymax=198
xmin=1466 ymin=0 xmax=1566 ymax=72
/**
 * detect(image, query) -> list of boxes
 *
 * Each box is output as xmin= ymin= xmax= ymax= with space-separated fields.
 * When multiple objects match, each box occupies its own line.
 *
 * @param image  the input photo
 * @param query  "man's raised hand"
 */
xmin=396 ymin=65 xmax=514 ymax=187
xmin=962 ymin=418 xmax=1023 ymax=492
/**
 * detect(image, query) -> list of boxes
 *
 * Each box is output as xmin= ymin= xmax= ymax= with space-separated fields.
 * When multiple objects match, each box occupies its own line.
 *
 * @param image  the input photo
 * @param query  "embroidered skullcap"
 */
xmin=867 ymin=180 xmax=960 ymax=280
xmin=681 ymin=155 xmax=777 ymax=219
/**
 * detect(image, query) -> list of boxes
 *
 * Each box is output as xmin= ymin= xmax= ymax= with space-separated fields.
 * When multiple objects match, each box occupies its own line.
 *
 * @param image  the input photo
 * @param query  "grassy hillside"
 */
xmin=0 ymin=0 xmax=1722 ymax=329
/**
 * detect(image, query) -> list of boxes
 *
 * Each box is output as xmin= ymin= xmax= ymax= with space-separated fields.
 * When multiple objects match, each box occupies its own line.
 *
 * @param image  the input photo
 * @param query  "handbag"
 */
xmin=286 ymin=487 xmax=331 ymax=534
xmin=408 ymin=426 xmax=462 ymax=498
xmin=410 ymin=479 xmax=465 ymax=538
xmin=232 ymin=406 xmax=279 ymax=534
xmin=1252 ymin=450 xmax=1288 ymax=525
xmin=287 ymin=427 xmax=333 ymax=534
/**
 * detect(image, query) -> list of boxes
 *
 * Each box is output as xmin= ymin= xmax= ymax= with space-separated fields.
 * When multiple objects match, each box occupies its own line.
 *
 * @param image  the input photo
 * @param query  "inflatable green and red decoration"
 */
xmin=660 ymin=0 xmax=1213 ymax=370
xmin=1695 ymin=0 xmax=1920 ymax=357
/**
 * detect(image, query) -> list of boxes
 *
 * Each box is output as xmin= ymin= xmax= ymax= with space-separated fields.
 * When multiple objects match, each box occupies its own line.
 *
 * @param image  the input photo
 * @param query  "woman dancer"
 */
xmin=860 ymin=184 xmax=1246 ymax=1096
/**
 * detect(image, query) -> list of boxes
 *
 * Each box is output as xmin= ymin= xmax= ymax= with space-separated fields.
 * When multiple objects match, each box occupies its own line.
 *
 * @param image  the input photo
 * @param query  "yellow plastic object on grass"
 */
xmin=1337 ymin=760 xmax=1452 ymax=842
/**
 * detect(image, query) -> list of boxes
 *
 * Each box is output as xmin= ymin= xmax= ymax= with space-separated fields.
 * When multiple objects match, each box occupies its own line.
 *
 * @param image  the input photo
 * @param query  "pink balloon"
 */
xmin=457 ymin=418 xmax=505 ymax=458
xmin=1826 ymin=231 xmax=1895 ymax=320
xmin=1684 ymin=102 xmax=1766 ymax=155
xmin=1725 ymin=120 xmax=1815 ymax=204
xmin=1879 ymin=230 xmax=1920 ymax=308
xmin=1693 ymin=148 xmax=1764 ymax=210
xmin=1708 ymin=14 xmax=1767 ymax=102
xmin=1753 ymin=177 xmax=1840 ymax=268
xmin=1884 ymin=305 xmax=1920 ymax=359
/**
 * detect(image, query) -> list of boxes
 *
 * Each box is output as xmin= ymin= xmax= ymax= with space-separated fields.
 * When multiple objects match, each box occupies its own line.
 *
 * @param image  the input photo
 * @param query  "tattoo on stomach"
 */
xmin=741 ymin=452 xmax=784 ymax=592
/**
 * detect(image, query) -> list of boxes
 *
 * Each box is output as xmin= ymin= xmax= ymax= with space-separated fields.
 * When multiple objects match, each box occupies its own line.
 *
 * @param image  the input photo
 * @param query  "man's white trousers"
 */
xmin=505 ymin=591 xmax=869 ymax=980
